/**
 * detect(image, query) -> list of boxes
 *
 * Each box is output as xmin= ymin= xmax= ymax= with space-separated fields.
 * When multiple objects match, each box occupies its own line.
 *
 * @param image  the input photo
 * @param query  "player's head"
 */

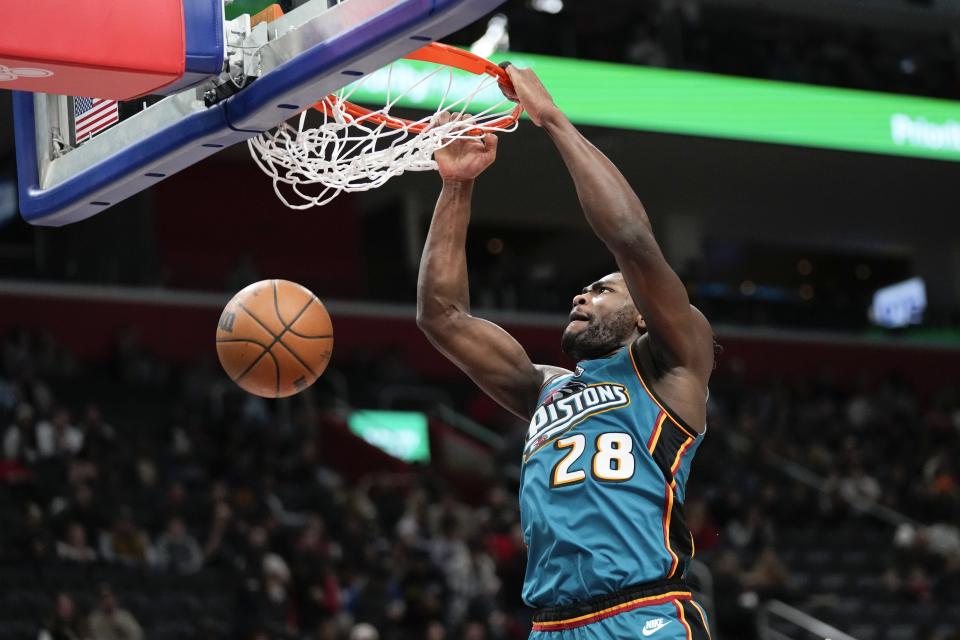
xmin=562 ymin=272 xmax=643 ymax=360
xmin=97 ymin=584 xmax=117 ymax=613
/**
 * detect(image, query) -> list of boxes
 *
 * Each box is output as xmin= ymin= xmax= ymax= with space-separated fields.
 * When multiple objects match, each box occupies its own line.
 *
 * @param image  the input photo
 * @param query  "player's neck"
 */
xmin=580 ymin=344 xmax=628 ymax=364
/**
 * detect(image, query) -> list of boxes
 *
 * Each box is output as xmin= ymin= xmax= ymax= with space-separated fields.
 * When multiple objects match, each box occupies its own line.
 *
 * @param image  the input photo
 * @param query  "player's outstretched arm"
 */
xmin=502 ymin=66 xmax=713 ymax=380
xmin=417 ymin=126 xmax=569 ymax=420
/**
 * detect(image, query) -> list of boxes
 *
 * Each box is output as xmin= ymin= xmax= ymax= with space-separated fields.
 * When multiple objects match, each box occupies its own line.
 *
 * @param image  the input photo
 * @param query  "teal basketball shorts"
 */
xmin=529 ymin=580 xmax=711 ymax=640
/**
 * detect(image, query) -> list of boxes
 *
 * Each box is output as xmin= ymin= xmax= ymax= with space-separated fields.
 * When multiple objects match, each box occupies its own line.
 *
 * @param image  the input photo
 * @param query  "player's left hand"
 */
xmin=500 ymin=63 xmax=559 ymax=127
xmin=433 ymin=112 xmax=499 ymax=182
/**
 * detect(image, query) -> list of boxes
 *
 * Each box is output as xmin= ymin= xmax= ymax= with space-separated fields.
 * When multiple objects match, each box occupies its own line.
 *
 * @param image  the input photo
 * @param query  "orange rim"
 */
xmin=312 ymin=42 xmax=523 ymax=133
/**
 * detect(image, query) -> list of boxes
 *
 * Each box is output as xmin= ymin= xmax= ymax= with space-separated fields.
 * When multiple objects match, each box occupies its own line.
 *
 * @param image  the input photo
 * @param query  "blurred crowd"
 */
xmin=504 ymin=0 xmax=960 ymax=100
xmin=0 ymin=330 xmax=530 ymax=640
xmin=1 ymin=328 xmax=959 ymax=640
xmin=691 ymin=364 xmax=960 ymax=638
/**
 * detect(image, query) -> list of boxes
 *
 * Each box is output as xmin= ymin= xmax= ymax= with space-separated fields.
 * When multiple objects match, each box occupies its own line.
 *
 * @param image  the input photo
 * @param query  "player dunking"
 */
xmin=417 ymin=65 xmax=715 ymax=639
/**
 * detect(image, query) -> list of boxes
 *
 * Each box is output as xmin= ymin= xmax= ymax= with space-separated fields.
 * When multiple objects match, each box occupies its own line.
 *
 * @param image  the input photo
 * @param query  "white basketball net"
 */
xmin=249 ymin=61 xmax=520 ymax=209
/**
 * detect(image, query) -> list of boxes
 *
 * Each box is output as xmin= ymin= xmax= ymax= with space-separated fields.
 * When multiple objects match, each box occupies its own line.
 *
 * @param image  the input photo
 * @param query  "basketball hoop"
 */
xmin=249 ymin=43 xmax=523 ymax=209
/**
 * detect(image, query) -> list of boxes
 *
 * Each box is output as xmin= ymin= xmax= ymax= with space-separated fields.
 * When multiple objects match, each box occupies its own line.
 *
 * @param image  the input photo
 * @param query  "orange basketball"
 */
xmin=216 ymin=280 xmax=333 ymax=398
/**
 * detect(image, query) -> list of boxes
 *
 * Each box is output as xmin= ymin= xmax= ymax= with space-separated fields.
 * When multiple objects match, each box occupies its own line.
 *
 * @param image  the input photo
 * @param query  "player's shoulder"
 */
xmin=643 ymin=304 xmax=714 ymax=377
xmin=689 ymin=304 xmax=713 ymax=338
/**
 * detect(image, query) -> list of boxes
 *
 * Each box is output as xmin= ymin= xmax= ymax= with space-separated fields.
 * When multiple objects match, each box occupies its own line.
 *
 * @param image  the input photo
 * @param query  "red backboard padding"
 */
xmin=0 ymin=0 xmax=185 ymax=100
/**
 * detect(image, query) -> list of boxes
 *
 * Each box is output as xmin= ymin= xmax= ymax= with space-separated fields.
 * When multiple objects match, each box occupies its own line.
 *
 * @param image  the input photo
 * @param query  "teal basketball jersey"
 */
xmin=519 ymin=342 xmax=706 ymax=608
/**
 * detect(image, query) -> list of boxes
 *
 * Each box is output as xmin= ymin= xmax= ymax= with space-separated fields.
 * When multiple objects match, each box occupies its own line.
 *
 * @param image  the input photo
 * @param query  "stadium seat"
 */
xmin=837 ymin=549 xmax=871 ymax=569
xmin=0 ymin=621 xmax=37 ymax=640
xmin=848 ymin=623 xmax=880 ymax=640
xmin=883 ymin=624 xmax=919 ymax=640
xmin=801 ymin=549 xmax=834 ymax=567
xmin=816 ymin=572 xmax=850 ymax=592
xmin=0 ymin=564 xmax=39 ymax=588
xmin=832 ymin=596 xmax=864 ymax=618
xmin=790 ymin=571 xmax=813 ymax=592
xmin=864 ymin=601 xmax=899 ymax=623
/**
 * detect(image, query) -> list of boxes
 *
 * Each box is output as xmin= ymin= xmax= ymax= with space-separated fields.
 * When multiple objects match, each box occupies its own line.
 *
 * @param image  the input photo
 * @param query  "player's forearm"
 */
xmin=416 ymin=180 xmax=474 ymax=325
xmin=541 ymin=110 xmax=657 ymax=254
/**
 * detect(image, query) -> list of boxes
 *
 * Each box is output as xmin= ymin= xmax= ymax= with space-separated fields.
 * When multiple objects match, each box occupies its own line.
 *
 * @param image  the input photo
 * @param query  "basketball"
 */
xmin=215 ymin=279 xmax=333 ymax=398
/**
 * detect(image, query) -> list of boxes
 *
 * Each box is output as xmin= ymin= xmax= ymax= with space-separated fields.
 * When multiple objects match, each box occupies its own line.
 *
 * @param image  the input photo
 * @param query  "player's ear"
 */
xmin=636 ymin=313 xmax=647 ymax=332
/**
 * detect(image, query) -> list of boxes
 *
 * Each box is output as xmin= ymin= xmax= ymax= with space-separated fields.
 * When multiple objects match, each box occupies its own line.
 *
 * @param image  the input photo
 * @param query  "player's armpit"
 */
xmin=417 ymin=311 xmax=569 ymax=420
xmin=614 ymin=246 xmax=714 ymax=380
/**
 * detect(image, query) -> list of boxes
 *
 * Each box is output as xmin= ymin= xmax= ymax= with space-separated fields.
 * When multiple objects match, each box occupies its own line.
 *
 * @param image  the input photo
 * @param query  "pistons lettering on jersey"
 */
xmin=524 ymin=383 xmax=630 ymax=461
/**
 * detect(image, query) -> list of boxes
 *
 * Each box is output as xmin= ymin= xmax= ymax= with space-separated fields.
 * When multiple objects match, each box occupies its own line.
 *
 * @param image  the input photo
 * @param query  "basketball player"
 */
xmin=416 ymin=64 xmax=715 ymax=639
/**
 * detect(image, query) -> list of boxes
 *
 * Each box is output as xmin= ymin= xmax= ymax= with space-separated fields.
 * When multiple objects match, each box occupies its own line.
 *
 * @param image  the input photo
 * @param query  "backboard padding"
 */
xmin=14 ymin=0 xmax=507 ymax=226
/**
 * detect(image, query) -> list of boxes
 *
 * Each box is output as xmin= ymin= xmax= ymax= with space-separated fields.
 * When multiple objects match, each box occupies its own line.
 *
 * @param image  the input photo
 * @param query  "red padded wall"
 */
xmin=0 ymin=290 xmax=957 ymax=400
xmin=152 ymin=161 xmax=363 ymax=296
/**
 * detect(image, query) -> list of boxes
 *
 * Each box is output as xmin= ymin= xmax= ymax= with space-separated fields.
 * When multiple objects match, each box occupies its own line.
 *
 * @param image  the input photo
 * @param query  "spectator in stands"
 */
xmin=235 ymin=525 xmax=297 ymax=635
xmin=154 ymin=516 xmax=203 ymax=574
xmin=742 ymin=547 xmax=792 ymax=601
xmin=38 ymin=593 xmax=88 ymax=640
xmin=465 ymin=539 xmax=500 ymax=608
xmin=262 ymin=552 xmax=294 ymax=620
xmin=263 ymin=474 xmax=311 ymax=528
xmin=77 ymin=403 xmax=116 ymax=462
xmin=430 ymin=514 xmax=472 ymax=622
xmin=4 ymin=402 xmax=38 ymax=463
xmin=312 ymin=618 xmax=340 ymax=640
xmin=904 ymin=564 xmax=933 ymax=602
xmin=726 ymin=504 xmax=775 ymax=550
xmin=36 ymin=407 xmax=83 ymax=459
xmin=160 ymin=481 xmax=204 ymax=531
xmin=396 ymin=489 xmax=430 ymax=546
xmin=52 ymin=483 xmax=105 ymax=545
xmin=459 ymin=620 xmax=490 ymax=640
xmin=55 ymin=523 xmax=97 ymax=564
xmin=881 ymin=566 xmax=903 ymax=598
xmin=838 ymin=464 xmax=882 ymax=510
xmin=292 ymin=517 xmax=342 ymax=630
xmin=686 ymin=499 xmax=721 ymax=553
xmin=710 ymin=550 xmax=758 ymax=640
xmin=349 ymin=623 xmax=380 ymax=640
xmin=22 ymin=502 xmax=54 ymax=561
xmin=202 ymin=497 xmax=238 ymax=568
xmin=349 ymin=564 xmax=404 ymax=633
xmin=425 ymin=620 xmax=446 ymax=640
xmin=0 ymin=368 xmax=15 ymax=415
xmin=98 ymin=507 xmax=152 ymax=566
xmin=87 ymin=585 xmax=143 ymax=640
xmin=14 ymin=366 xmax=55 ymax=417
xmin=399 ymin=547 xmax=448 ymax=632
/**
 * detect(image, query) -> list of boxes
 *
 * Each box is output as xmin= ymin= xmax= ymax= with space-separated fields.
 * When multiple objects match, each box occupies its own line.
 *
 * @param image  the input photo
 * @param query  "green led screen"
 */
xmin=348 ymin=410 xmax=430 ymax=463
xmin=345 ymin=51 xmax=960 ymax=162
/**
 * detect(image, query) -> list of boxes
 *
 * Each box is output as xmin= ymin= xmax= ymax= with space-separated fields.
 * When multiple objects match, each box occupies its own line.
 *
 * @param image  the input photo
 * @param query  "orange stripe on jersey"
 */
xmin=672 ymin=600 xmax=693 ymax=640
xmin=663 ymin=484 xmax=679 ymax=578
xmin=669 ymin=436 xmax=695 ymax=489
xmin=530 ymin=592 xmax=692 ymax=631
xmin=647 ymin=410 xmax=666 ymax=454
xmin=691 ymin=600 xmax=712 ymax=640
xmin=627 ymin=344 xmax=698 ymax=439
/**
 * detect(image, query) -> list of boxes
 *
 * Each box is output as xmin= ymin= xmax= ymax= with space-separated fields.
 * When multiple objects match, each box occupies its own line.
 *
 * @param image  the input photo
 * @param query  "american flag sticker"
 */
xmin=73 ymin=97 xmax=119 ymax=143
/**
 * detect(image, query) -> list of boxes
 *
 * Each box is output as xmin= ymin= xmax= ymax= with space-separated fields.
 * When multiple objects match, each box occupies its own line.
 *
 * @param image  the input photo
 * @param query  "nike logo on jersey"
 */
xmin=524 ymin=383 xmax=630 ymax=460
xmin=642 ymin=618 xmax=672 ymax=636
